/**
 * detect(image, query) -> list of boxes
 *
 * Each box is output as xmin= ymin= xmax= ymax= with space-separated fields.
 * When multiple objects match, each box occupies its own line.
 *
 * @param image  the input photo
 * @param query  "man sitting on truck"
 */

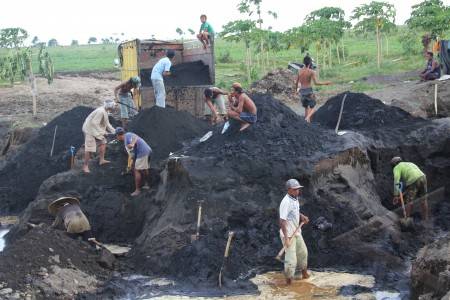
xmin=227 ymin=83 xmax=257 ymax=132
xmin=197 ymin=14 xmax=214 ymax=49
xmin=151 ymin=49 xmax=175 ymax=108
xmin=204 ymin=87 xmax=228 ymax=124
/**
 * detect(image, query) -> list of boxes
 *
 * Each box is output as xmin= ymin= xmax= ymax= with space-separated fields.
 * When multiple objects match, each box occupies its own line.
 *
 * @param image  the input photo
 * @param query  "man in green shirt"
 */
xmin=197 ymin=14 xmax=214 ymax=49
xmin=391 ymin=157 xmax=429 ymax=221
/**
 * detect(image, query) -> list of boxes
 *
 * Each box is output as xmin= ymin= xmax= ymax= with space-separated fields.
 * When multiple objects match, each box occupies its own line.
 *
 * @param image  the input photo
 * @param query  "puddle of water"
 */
xmin=0 ymin=227 xmax=10 ymax=252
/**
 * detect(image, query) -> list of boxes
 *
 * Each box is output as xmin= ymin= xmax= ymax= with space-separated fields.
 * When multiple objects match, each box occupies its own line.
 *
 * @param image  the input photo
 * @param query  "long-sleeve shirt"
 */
xmin=393 ymin=162 xmax=425 ymax=196
xmin=82 ymin=107 xmax=115 ymax=139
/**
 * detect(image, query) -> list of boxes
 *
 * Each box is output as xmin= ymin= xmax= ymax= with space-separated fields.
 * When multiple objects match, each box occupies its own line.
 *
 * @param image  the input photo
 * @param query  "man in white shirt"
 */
xmin=151 ymin=49 xmax=176 ymax=108
xmin=279 ymin=178 xmax=310 ymax=284
xmin=82 ymin=100 xmax=116 ymax=173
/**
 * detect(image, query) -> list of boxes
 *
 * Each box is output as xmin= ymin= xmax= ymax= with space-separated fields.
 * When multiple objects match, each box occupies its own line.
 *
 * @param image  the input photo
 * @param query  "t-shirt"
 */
xmin=151 ymin=57 xmax=172 ymax=81
xmin=393 ymin=162 xmax=425 ymax=196
xmin=124 ymin=132 xmax=152 ymax=158
xmin=200 ymin=22 xmax=215 ymax=36
xmin=279 ymin=194 xmax=301 ymax=237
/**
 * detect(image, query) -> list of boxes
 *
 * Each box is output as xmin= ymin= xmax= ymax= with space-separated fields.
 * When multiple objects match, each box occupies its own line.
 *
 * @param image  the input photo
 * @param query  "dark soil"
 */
xmin=313 ymin=92 xmax=426 ymax=130
xmin=140 ymin=61 xmax=212 ymax=87
xmin=128 ymin=106 xmax=210 ymax=162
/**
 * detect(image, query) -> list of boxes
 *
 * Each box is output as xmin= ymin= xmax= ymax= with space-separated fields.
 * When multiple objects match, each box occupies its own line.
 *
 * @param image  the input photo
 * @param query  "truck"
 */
xmin=118 ymin=39 xmax=215 ymax=117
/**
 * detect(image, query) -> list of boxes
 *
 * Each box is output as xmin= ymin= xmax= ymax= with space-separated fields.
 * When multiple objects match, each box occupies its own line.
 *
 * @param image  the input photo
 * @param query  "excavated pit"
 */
xmin=0 ymin=92 xmax=449 ymax=298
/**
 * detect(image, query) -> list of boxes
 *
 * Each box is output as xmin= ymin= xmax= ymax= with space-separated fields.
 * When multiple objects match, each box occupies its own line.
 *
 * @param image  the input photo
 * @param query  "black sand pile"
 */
xmin=141 ymin=61 xmax=212 ymax=87
xmin=313 ymin=92 xmax=425 ymax=130
xmin=129 ymin=106 xmax=210 ymax=162
xmin=0 ymin=106 xmax=93 ymax=213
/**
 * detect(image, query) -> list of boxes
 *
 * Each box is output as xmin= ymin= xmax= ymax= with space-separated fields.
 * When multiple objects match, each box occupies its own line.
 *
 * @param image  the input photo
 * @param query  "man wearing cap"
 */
xmin=82 ymin=101 xmax=116 ymax=173
xmin=279 ymin=179 xmax=310 ymax=284
xmin=49 ymin=197 xmax=94 ymax=242
xmin=115 ymin=128 xmax=152 ymax=196
xmin=114 ymin=76 xmax=141 ymax=129
xmin=391 ymin=157 xmax=429 ymax=221
xmin=227 ymin=83 xmax=257 ymax=131
xmin=151 ymin=50 xmax=176 ymax=108
xmin=204 ymin=87 xmax=228 ymax=124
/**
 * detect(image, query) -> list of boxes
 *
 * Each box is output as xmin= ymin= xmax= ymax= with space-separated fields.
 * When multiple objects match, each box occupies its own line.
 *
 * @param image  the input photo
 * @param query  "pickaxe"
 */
xmin=275 ymin=222 xmax=305 ymax=263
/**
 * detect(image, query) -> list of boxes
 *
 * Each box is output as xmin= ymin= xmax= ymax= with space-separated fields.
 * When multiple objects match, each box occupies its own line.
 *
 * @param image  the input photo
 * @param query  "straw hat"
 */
xmin=48 ymin=197 xmax=80 ymax=215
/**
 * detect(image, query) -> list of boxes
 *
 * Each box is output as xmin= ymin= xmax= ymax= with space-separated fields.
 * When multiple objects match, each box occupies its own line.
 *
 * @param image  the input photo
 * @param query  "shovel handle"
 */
xmin=224 ymin=231 xmax=234 ymax=258
xmin=399 ymin=191 xmax=407 ymax=219
xmin=276 ymin=222 xmax=305 ymax=259
xmin=196 ymin=203 xmax=202 ymax=235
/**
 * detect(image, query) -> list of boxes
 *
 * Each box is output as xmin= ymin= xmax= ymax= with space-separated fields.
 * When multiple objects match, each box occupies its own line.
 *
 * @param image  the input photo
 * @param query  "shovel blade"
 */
xmin=221 ymin=121 xmax=230 ymax=134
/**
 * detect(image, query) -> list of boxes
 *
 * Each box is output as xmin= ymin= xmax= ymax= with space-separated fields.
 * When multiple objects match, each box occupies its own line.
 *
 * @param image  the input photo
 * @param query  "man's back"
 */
xmin=151 ymin=57 xmax=171 ymax=80
xmin=241 ymin=94 xmax=257 ymax=115
xmin=298 ymin=68 xmax=314 ymax=89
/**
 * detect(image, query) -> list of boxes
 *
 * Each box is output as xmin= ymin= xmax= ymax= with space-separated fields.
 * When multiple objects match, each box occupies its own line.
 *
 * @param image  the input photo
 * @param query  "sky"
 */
xmin=1 ymin=0 xmax=448 ymax=45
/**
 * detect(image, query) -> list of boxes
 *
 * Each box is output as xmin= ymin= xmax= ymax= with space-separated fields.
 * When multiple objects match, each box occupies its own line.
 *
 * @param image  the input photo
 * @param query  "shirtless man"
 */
xmin=294 ymin=56 xmax=332 ymax=123
xmin=227 ymin=83 xmax=257 ymax=131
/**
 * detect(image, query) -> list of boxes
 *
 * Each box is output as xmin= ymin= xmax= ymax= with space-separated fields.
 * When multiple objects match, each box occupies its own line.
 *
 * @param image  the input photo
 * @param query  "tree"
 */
xmin=31 ymin=36 xmax=39 ymax=46
xmin=71 ymin=40 xmax=79 ymax=46
xmin=0 ymin=28 xmax=28 ymax=48
xmin=88 ymin=37 xmax=97 ymax=44
xmin=47 ymin=38 xmax=58 ymax=47
xmin=175 ymin=28 xmax=184 ymax=41
xmin=188 ymin=28 xmax=195 ymax=36
xmin=351 ymin=1 xmax=396 ymax=69
xmin=406 ymin=0 xmax=450 ymax=40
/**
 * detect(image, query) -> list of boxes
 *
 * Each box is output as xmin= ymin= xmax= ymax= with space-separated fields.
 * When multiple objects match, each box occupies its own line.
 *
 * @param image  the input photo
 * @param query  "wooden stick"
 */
xmin=50 ymin=125 xmax=58 ymax=157
xmin=434 ymin=83 xmax=438 ymax=116
xmin=335 ymin=94 xmax=347 ymax=134
xmin=276 ymin=222 xmax=305 ymax=260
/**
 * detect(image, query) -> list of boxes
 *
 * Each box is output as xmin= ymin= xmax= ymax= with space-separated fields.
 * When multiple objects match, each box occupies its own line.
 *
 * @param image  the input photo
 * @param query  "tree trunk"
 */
xmin=341 ymin=39 xmax=345 ymax=62
xmin=385 ymin=35 xmax=389 ymax=56
xmin=376 ymin=24 xmax=381 ymax=69
xmin=315 ymin=44 xmax=320 ymax=79
xmin=246 ymin=47 xmax=251 ymax=83
xmin=336 ymin=42 xmax=341 ymax=65
xmin=328 ymin=42 xmax=332 ymax=68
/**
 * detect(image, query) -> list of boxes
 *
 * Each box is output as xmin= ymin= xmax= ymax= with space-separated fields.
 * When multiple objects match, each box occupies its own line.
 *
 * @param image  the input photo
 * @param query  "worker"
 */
xmin=115 ymin=127 xmax=152 ymax=197
xmin=49 ymin=197 xmax=97 ymax=243
xmin=204 ymin=87 xmax=228 ymax=124
xmin=114 ymin=76 xmax=141 ymax=129
xmin=227 ymin=83 xmax=257 ymax=132
xmin=151 ymin=49 xmax=176 ymax=108
xmin=294 ymin=55 xmax=332 ymax=123
xmin=391 ymin=157 xmax=429 ymax=221
xmin=82 ymin=100 xmax=116 ymax=173
xmin=279 ymin=179 xmax=310 ymax=285
xmin=420 ymin=51 xmax=441 ymax=81
xmin=197 ymin=14 xmax=214 ymax=49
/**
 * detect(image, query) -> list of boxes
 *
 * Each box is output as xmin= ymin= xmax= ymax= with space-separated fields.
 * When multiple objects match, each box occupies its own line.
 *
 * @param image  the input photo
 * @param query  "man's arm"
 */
xmin=206 ymin=99 xmax=218 ymax=117
xmin=279 ymin=219 xmax=291 ymax=247
xmin=393 ymin=167 xmax=401 ymax=196
xmin=213 ymin=87 xmax=229 ymax=96
xmin=163 ymin=60 xmax=172 ymax=77
xmin=114 ymin=83 xmax=124 ymax=102
xmin=103 ymin=110 xmax=115 ymax=134
xmin=300 ymin=213 xmax=309 ymax=224
xmin=235 ymin=95 xmax=246 ymax=113
xmin=294 ymin=74 xmax=300 ymax=92
xmin=312 ymin=72 xmax=332 ymax=86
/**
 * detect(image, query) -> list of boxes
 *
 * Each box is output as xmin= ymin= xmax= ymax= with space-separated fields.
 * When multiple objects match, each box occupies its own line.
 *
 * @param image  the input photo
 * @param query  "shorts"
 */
xmin=404 ymin=176 xmax=427 ymax=204
xmin=204 ymin=95 xmax=227 ymax=115
xmin=119 ymin=93 xmax=137 ymax=119
xmin=300 ymin=91 xmax=316 ymax=108
xmin=240 ymin=112 xmax=257 ymax=124
xmin=84 ymin=134 xmax=106 ymax=153
xmin=135 ymin=155 xmax=150 ymax=170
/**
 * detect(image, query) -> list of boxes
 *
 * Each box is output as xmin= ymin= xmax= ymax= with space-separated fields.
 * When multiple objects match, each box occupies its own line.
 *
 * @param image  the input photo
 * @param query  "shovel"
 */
xmin=335 ymin=94 xmax=348 ymax=136
xmin=190 ymin=200 xmax=204 ymax=242
xmin=221 ymin=121 xmax=230 ymax=134
xmin=275 ymin=222 xmax=305 ymax=263
xmin=218 ymin=231 xmax=235 ymax=288
xmin=398 ymin=186 xmax=413 ymax=228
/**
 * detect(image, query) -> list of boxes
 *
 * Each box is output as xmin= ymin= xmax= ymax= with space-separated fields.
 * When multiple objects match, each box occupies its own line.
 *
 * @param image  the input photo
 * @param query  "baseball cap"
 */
xmin=115 ymin=127 xmax=125 ymax=135
xmin=286 ymin=179 xmax=303 ymax=189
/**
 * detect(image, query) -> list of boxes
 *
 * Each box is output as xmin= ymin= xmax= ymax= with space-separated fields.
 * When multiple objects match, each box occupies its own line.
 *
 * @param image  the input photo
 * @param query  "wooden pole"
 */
xmin=434 ymin=83 xmax=438 ymax=116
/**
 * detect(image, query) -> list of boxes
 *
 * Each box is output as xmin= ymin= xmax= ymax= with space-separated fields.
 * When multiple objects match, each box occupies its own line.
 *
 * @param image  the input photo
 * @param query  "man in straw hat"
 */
xmin=227 ymin=82 xmax=257 ymax=132
xmin=49 ymin=197 xmax=95 ymax=242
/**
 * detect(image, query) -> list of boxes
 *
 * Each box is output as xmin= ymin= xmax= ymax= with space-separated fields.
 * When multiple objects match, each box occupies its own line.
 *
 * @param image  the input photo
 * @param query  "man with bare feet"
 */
xmin=197 ymin=14 xmax=214 ymax=49
xmin=294 ymin=56 xmax=332 ymax=123
xmin=227 ymin=83 xmax=257 ymax=131
xmin=82 ymin=100 xmax=116 ymax=173
xmin=279 ymin=179 xmax=310 ymax=285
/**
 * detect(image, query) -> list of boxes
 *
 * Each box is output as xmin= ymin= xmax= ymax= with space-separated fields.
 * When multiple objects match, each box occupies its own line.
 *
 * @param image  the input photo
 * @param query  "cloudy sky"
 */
xmin=0 ymin=0 xmax=444 ymax=45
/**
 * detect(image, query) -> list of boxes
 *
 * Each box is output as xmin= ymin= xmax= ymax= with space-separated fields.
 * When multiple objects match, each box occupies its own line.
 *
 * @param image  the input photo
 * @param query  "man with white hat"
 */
xmin=82 ymin=100 xmax=116 ymax=173
xmin=279 ymin=178 xmax=310 ymax=284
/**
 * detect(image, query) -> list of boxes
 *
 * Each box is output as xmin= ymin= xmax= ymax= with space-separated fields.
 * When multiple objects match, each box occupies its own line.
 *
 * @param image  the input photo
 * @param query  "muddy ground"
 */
xmin=0 ymin=72 xmax=449 ymax=299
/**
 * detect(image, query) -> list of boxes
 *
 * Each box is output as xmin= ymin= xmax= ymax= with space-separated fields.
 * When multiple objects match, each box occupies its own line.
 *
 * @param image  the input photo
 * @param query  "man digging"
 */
xmin=114 ymin=76 xmax=141 ymax=129
xmin=279 ymin=179 xmax=310 ymax=285
xmin=151 ymin=49 xmax=175 ymax=108
xmin=294 ymin=56 xmax=332 ymax=123
xmin=82 ymin=100 xmax=116 ymax=173
xmin=204 ymin=87 xmax=228 ymax=125
xmin=115 ymin=127 xmax=152 ymax=197
xmin=227 ymin=83 xmax=257 ymax=131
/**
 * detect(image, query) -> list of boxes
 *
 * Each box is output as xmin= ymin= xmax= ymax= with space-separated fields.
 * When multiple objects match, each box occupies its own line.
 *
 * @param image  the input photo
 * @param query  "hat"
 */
xmin=286 ymin=179 xmax=303 ymax=189
xmin=48 ymin=197 xmax=80 ymax=215
xmin=131 ymin=76 xmax=141 ymax=88
xmin=232 ymin=82 xmax=242 ymax=89
xmin=390 ymin=156 xmax=402 ymax=166
xmin=115 ymin=127 xmax=125 ymax=135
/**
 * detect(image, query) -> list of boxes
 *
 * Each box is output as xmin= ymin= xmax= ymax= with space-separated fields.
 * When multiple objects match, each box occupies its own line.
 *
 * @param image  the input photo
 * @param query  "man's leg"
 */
xmin=119 ymin=97 xmax=129 ymax=129
xmin=142 ymin=169 xmax=150 ymax=189
xmin=132 ymin=168 xmax=142 ymax=196
xmin=83 ymin=151 xmax=91 ymax=173
xmin=98 ymin=143 xmax=110 ymax=165
xmin=295 ymin=234 xmax=309 ymax=279
xmin=153 ymin=80 xmax=166 ymax=108
xmin=83 ymin=134 xmax=96 ymax=173
xmin=282 ymin=235 xmax=297 ymax=284
xmin=418 ymin=177 xmax=429 ymax=221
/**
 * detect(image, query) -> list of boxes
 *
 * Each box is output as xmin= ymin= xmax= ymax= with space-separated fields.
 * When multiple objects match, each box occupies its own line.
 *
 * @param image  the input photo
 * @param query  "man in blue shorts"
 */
xmin=227 ymin=82 xmax=257 ymax=132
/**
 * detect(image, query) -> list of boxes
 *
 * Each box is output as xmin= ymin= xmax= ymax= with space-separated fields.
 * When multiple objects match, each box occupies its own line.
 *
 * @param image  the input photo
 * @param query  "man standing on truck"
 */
xmin=227 ymin=83 xmax=257 ymax=131
xmin=151 ymin=49 xmax=176 ymax=108
xmin=294 ymin=56 xmax=332 ymax=123
xmin=204 ymin=87 xmax=228 ymax=124
xmin=197 ymin=14 xmax=214 ymax=49
xmin=114 ymin=76 xmax=141 ymax=129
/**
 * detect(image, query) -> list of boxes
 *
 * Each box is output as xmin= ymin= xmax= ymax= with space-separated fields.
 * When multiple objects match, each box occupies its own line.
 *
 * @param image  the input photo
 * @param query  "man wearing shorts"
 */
xmin=115 ymin=127 xmax=152 ymax=197
xmin=114 ymin=76 xmax=141 ymax=129
xmin=204 ymin=87 xmax=228 ymax=124
xmin=227 ymin=82 xmax=257 ymax=132
xmin=82 ymin=100 xmax=116 ymax=173
xmin=197 ymin=14 xmax=214 ymax=49
xmin=391 ymin=156 xmax=429 ymax=222
xmin=294 ymin=56 xmax=332 ymax=123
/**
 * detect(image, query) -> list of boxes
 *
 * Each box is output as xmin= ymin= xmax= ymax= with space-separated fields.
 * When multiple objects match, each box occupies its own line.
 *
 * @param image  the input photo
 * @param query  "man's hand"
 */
xmin=393 ymin=197 xmax=400 ymax=205
xmin=301 ymin=215 xmax=310 ymax=224
xmin=284 ymin=237 xmax=291 ymax=248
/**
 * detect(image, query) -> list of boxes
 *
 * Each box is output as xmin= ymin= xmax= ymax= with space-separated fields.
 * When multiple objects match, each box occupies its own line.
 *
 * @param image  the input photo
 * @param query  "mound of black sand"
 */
xmin=140 ymin=61 xmax=212 ymax=87
xmin=313 ymin=92 xmax=425 ymax=130
xmin=128 ymin=106 xmax=210 ymax=162
xmin=0 ymin=106 xmax=93 ymax=213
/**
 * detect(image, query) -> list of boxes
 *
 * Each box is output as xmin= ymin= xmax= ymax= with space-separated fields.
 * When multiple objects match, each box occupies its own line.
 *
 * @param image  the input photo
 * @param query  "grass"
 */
xmin=0 ymin=31 xmax=437 ymax=92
